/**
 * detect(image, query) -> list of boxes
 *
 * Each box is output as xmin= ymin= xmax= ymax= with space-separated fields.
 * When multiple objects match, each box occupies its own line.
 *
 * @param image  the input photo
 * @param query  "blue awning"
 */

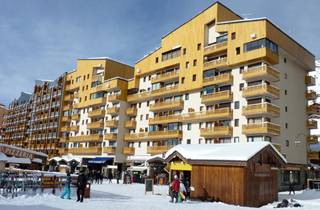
xmin=87 ymin=157 xmax=113 ymax=164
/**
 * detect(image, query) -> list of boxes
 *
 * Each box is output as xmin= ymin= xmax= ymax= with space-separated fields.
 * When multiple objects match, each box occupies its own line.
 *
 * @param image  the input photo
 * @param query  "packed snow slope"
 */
xmin=0 ymin=181 xmax=320 ymax=210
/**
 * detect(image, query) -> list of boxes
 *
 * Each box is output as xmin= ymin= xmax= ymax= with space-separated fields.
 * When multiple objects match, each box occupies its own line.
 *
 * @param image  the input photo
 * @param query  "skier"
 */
xmin=76 ymin=170 xmax=88 ymax=202
xmin=170 ymin=175 xmax=180 ymax=203
xmin=61 ymin=172 xmax=72 ymax=199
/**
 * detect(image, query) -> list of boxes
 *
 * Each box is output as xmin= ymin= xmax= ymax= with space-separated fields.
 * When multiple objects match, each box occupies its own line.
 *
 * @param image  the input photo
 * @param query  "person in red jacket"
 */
xmin=170 ymin=175 xmax=180 ymax=203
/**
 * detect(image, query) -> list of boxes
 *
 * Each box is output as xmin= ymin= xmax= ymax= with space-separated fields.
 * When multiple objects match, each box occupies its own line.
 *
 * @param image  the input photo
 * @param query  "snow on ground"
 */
xmin=0 ymin=180 xmax=320 ymax=210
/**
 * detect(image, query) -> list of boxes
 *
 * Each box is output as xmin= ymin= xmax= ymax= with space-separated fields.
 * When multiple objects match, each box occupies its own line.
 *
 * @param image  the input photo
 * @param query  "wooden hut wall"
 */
xmin=190 ymin=165 xmax=246 ymax=206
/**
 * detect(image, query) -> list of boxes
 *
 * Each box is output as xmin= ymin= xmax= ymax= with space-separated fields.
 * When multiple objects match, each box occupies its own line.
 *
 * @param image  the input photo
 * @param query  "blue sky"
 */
xmin=0 ymin=0 xmax=319 ymax=105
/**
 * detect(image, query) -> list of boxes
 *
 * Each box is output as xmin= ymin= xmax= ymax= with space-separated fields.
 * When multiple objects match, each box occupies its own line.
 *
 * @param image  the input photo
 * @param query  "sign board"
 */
xmin=145 ymin=178 xmax=154 ymax=194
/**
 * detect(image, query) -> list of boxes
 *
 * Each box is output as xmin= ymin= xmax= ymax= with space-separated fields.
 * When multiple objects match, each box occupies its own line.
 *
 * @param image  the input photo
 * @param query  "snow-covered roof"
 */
xmin=165 ymin=142 xmax=286 ymax=163
xmin=49 ymin=155 xmax=81 ymax=163
xmin=0 ymin=152 xmax=31 ymax=164
xmin=146 ymin=154 xmax=165 ymax=162
xmin=0 ymin=144 xmax=48 ymax=157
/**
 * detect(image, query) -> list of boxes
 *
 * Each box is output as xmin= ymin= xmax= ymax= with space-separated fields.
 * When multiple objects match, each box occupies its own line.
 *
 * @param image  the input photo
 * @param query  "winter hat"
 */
xmin=174 ymin=175 xmax=178 ymax=179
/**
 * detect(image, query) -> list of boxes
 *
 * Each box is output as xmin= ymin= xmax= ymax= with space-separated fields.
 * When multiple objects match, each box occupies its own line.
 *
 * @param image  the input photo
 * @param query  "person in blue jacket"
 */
xmin=61 ymin=172 xmax=72 ymax=199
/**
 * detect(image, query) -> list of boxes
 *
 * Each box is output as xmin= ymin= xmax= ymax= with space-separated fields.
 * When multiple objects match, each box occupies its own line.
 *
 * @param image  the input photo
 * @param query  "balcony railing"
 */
xmin=201 ymin=90 xmax=233 ymax=104
xmin=125 ymin=120 xmax=136 ymax=129
xmin=105 ymin=120 xmax=118 ymax=128
xmin=151 ymin=71 xmax=179 ymax=83
xmin=61 ymin=116 xmax=72 ymax=122
xmin=88 ymin=109 xmax=106 ymax=118
xmin=87 ymin=121 xmax=104 ymax=129
xmin=150 ymin=100 xmax=184 ymax=112
xmin=242 ymin=65 xmax=280 ymax=81
xmin=204 ymin=41 xmax=228 ymax=55
xmin=306 ymin=105 xmax=320 ymax=115
xmin=242 ymin=103 xmax=280 ymax=117
xmin=123 ymin=147 xmax=135 ymax=155
xmin=69 ymin=134 xmax=103 ymax=142
xmin=68 ymin=147 xmax=102 ymax=155
xmin=104 ymin=133 xmax=117 ymax=140
xmin=106 ymin=107 xmax=119 ymax=115
xmin=305 ymin=75 xmax=316 ymax=86
xmin=103 ymin=147 xmax=116 ymax=154
xmin=108 ymin=94 xmax=122 ymax=102
xmin=71 ymin=114 xmax=80 ymax=121
xmin=127 ymin=91 xmax=151 ymax=102
xmin=147 ymin=146 xmax=173 ymax=155
xmin=200 ymin=126 xmax=233 ymax=138
xmin=203 ymin=57 xmax=227 ymax=70
xmin=307 ymin=120 xmax=318 ymax=129
xmin=242 ymin=84 xmax=280 ymax=98
xmin=308 ymin=151 xmax=319 ymax=160
xmin=151 ymin=85 xmax=179 ymax=98
xmin=124 ymin=130 xmax=182 ymax=141
xmin=242 ymin=122 xmax=280 ymax=136
xmin=126 ymin=107 xmax=137 ymax=116
xmin=70 ymin=125 xmax=79 ymax=131
xmin=307 ymin=135 xmax=318 ymax=144
xmin=306 ymin=90 xmax=318 ymax=100
xmin=203 ymin=73 xmax=233 ymax=86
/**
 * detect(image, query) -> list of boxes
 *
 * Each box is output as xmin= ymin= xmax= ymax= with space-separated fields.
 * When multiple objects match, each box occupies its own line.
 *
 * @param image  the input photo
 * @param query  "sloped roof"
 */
xmin=165 ymin=142 xmax=286 ymax=163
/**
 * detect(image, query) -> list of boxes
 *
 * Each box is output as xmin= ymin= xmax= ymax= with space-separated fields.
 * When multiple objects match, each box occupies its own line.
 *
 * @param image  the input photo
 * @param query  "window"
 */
xmin=138 ymin=103 xmax=141 ymax=108
xmin=284 ymin=58 xmax=287 ymax=63
xmin=87 ymin=74 xmax=89 ymax=79
xmin=244 ymin=38 xmax=278 ymax=54
xmin=140 ymin=115 xmax=143 ymax=120
xmin=284 ymin=73 xmax=288 ymax=79
xmin=155 ymin=57 xmax=159 ymax=63
xmin=143 ymin=77 xmax=146 ymax=82
xmin=240 ymin=66 xmax=244 ymax=73
xmin=183 ymin=48 xmax=186 ymax=55
xmin=192 ymin=74 xmax=197 ymax=81
xmin=187 ymin=123 xmax=191 ymax=130
xmin=285 ymin=122 xmax=288 ymax=129
xmin=138 ymin=142 xmax=141 ymax=148
xmin=234 ymin=119 xmax=239 ymax=127
xmin=162 ymin=48 xmax=181 ymax=61
xmin=187 ymin=139 xmax=191 ymax=144
xmin=185 ymin=93 xmax=189 ymax=100
xmin=234 ymin=101 xmax=240 ymax=109
xmin=236 ymin=47 xmax=240 ymax=55
xmin=234 ymin=137 xmax=239 ymax=143
xmin=181 ymin=77 xmax=185 ymax=84
xmin=83 ymin=75 xmax=86 ymax=81
xmin=146 ymin=114 xmax=149 ymax=120
xmin=147 ymin=141 xmax=150 ymax=147
xmin=286 ymin=140 xmax=289 ymax=147
xmin=147 ymin=101 xmax=150 ymax=107
xmin=193 ymin=59 xmax=197 ymax=66
xmin=231 ymin=32 xmax=236 ymax=40
xmin=76 ymin=76 xmax=81 ymax=82
xmin=185 ymin=61 xmax=189 ymax=69
xmin=285 ymin=106 xmax=288 ymax=112
xmin=239 ymin=83 xmax=244 ymax=91
xmin=197 ymin=43 xmax=201 ymax=50
xmin=206 ymin=21 xmax=216 ymax=45
xmin=285 ymin=89 xmax=288 ymax=95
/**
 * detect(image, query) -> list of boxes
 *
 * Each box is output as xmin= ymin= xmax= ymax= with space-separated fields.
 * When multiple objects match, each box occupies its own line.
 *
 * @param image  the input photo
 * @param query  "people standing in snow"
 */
xmin=61 ymin=172 xmax=71 ymax=199
xmin=289 ymin=171 xmax=295 ymax=195
xmin=76 ymin=170 xmax=88 ymax=202
xmin=108 ymin=171 xmax=113 ymax=183
xmin=170 ymin=175 xmax=180 ymax=203
xmin=179 ymin=178 xmax=187 ymax=202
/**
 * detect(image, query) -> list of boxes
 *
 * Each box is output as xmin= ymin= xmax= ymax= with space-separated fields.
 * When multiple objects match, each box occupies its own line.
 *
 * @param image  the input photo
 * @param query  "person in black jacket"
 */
xmin=76 ymin=171 xmax=87 ymax=202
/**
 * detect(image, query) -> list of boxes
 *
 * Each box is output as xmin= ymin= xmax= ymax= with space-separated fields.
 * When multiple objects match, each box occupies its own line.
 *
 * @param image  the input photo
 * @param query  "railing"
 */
xmin=104 ymin=133 xmax=117 ymax=140
xmin=124 ymin=130 xmax=182 ymax=141
xmin=71 ymin=114 xmax=80 ymax=121
xmin=147 ymin=146 xmax=173 ymax=155
xmin=203 ymin=57 xmax=227 ymax=70
xmin=151 ymin=85 xmax=179 ymax=97
xmin=69 ymin=134 xmax=103 ymax=142
xmin=123 ymin=147 xmax=135 ymax=155
xmin=203 ymin=73 xmax=233 ymax=86
xmin=242 ymin=84 xmax=280 ymax=98
xmin=201 ymin=90 xmax=233 ymax=104
xmin=308 ymin=151 xmax=319 ymax=160
xmin=307 ymin=120 xmax=317 ymax=129
xmin=103 ymin=147 xmax=116 ymax=154
xmin=68 ymin=147 xmax=102 ymax=155
xmin=242 ymin=122 xmax=280 ymax=136
xmin=88 ymin=109 xmax=105 ymax=118
xmin=87 ymin=121 xmax=104 ymax=129
xmin=106 ymin=107 xmax=120 ymax=115
xmin=306 ymin=105 xmax=319 ymax=114
xmin=306 ymin=90 xmax=317 ymax=100
xmin=305 ymin=75 xmax=316 ymax=86
xmin=105 ymin=120 xmax=118 ymax=127
xmin=151 ymin=71 xmax=179 ymax=83
xmin=200 ymin=126 xmax=233 ymax=137
xmin=126 ymin=107 xmax=137 ymax=116
xmin=242 ymin=65 xmax=280 ymax=81
xmin=242 ymin=103 xmax=280 ymax=116
xmin=307 ymin=135 xmax=318 ymax=144
xmin=125 ymin=120 xmax=136 ymax=128
xmin=150 ymin=100 xmax=184 ymax=112
xmin=108 ymin=94 xmax=122 ymax=102
xmin=204 ymin=41 xmax=227 ymax=54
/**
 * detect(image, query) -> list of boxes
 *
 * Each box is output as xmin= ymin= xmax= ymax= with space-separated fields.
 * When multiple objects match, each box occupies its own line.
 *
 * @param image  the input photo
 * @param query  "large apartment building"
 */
xmin=59 ymin=58 xmax=133 ymax=166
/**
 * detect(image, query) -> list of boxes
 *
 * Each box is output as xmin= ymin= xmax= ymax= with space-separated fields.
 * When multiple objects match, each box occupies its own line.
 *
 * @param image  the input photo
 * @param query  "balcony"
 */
xmin=87 ymin=121 xmax=104 ymax=129
xmin=150 ymin=100 xmax=184 ymax=112
xmin=58 ymin=148 xmax=67 ymax=154
xmin=242 ymin=103 xmax=280 ymax=117
xmin=63 ymin=104 xmax=73 ymax=111
xmin=109 ymin=94 xmax=123 ymax=102
xmin=204 ymin=41 xmax=228 ymax=55
xmin=105 ymin=120 xmax=118 ymax=128
xmin=59 ymin=137 xmax=69 ymax=142
xmin=149 ymin=114 xmax=181 ymax=124
xmin=184 ymin=108 xmax=233 ymax=121
xmin=305 ymin=75 xmax=316 ymax=86
xmin=69 ymin=134 xmax=103 ymax=142
xmin=151 ymin=71 xmax=179 ymax=83
xmin=307 ymin=135 xmax=318 ymax=144
xmin=84 ymin=97 xmax=107 ymax=107
xmin=88 ymin=109 xmax=106 ymax=118
xmin=147 ymin=146 xmax=172 ymax=155
xmin=64 ymin=94 xmax=73 ymax=101
xmin=125 ymin=120 xmax=136 ymax=129
xmin=307 ymin=120 xmax=318 ymax=129
xmin=104 ymin=133 xmax=117 ymax=140
xmin=70 ymin=125 xmax=79 ymax=131
xmin=151 ymin=85 xmax=179 ymax=98
xmin=71 ymin=114 xmax=80 ymax=121
xmin=242 ymin=65 xmax=280 ymax=82
xmin=126 ymin=107 xmax=137 ymax=116
xmin=123 ymin=147 xmax=135 ymax=155
xmin=103 ymin=147 xmax=116 ymax=154
xmin=124 ymin=130 xmax=182 ymax=141
xmin=203 ymin=57 xmax=227 ymax=71
xmin=306 ymin=105 xmax=320 ymax=115
xmin=308 ymin=151 xmax=319 ymax=160
xmin=306 ymin=90 xmax=317 ymax=100
xmin=68 ymin=147 xmax=102 ymax=155
xmin=242 ymin=84 xmax=280 ymax=99
xmin=61 ymin=116 xmax=71 ymax=122
xmin=201 ymin=90 xmax=233 ymax=104
xmin=200 ymin=126 xmax=233 ymax=138
xmin=242 ymin=122 xmax=280 ymax=136
xmin=202 ymin=73 xmax=233 ymax=87
xmin=60 ymin=126 xmax=71 ymax=132
xmin=106 ymin=107 xmax=119 ymax=115
xmin=127 ymin=91 xmax=151 ymax=102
